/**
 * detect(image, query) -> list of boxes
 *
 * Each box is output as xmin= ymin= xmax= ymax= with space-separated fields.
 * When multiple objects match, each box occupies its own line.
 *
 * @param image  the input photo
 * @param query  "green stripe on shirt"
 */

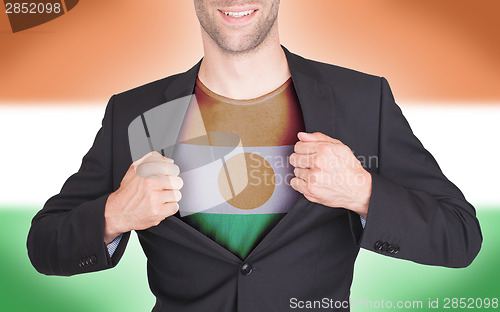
xmin=183 ymin=213 xmax=286 ymax=259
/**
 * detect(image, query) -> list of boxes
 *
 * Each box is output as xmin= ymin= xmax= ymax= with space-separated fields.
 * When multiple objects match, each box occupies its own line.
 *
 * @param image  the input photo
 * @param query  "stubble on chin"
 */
xmin=195 ymin=1 xmax=280 ymax=55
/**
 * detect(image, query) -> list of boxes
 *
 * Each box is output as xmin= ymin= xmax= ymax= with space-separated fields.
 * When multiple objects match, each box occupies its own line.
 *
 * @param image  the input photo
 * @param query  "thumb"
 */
xmin=297 ymin=131 xmax=339 ymax=143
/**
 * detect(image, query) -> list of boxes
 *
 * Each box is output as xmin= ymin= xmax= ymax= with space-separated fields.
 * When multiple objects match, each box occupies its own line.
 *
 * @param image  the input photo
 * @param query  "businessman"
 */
xmin=27 ymin=1 xmax=482 ymax=311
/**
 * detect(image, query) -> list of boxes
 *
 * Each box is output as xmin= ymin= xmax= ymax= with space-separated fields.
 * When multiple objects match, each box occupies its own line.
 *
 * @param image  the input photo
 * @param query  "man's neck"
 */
xmin=198 ymin=31 xmax=291 ymax=100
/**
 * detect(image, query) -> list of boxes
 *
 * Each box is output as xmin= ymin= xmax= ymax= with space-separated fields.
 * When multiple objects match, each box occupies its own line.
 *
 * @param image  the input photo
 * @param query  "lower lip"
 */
xmin=218 ymin=10 xmax=258 ymax=24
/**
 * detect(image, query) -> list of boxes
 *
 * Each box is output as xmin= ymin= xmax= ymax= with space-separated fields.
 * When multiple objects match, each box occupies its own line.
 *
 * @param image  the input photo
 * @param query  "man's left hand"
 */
xmin=289 ymin=132 xmax=372 ymax=219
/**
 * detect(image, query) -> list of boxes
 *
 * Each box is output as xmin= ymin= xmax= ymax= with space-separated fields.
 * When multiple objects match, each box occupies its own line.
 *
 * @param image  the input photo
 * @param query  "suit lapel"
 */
xmin=163 ymin=60 xmax=201 ymax=102
xmin=284 ymin=46 xmax=336 ymax=136
xmin=245 ymin=47 xmax=337 ymax=258
xmin=152 ymin=46 xmax=337 ymax=261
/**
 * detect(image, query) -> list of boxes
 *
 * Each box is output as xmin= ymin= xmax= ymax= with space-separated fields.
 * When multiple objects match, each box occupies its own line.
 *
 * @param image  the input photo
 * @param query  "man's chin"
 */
xmin=215 ymin=36 xmax=266 ymax=55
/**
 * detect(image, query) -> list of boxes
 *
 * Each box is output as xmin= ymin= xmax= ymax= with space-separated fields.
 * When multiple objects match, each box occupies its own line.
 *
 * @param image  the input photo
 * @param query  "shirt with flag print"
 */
xmin=173 ymin=76 xmax=306 ymax=260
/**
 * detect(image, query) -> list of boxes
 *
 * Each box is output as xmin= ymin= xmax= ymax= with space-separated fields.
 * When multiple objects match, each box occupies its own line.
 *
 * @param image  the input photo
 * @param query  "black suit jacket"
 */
xmin=27 ymin=46 xmax=482 ymax=311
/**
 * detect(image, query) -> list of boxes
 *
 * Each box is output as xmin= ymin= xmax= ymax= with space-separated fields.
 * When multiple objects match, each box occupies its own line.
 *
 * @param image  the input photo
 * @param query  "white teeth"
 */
xmin=222 ymin=10 xmax=255 ymax=18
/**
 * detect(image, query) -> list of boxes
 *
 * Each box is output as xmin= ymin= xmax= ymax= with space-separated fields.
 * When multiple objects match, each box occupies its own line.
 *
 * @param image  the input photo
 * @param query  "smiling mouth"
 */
xmin=219 ymin=9 xmax=257 ymax=18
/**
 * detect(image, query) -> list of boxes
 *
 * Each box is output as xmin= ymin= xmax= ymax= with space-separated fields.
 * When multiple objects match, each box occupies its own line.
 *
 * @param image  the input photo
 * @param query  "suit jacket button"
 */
xmin=387 ymin=244 xmax=395 ymax=254
xmin=89 ymin=256 xmax=97 ymax=265
xmin=381 ymin=242 xmax=389 ymax=252
xmin=240 ymin=263 xmax=253 ymax=276
xmin=374 ymin=241 xmax=383 ymax=251
xmin=393 ymin=245 xmax=400 ymax=254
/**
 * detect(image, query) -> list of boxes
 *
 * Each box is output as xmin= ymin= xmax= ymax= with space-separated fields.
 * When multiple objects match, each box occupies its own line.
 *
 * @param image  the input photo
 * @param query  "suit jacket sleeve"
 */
xmin=27 ymin=95 xmax=131 ymax=276
xmin=355 ymin=77 xmax=482 ymax=268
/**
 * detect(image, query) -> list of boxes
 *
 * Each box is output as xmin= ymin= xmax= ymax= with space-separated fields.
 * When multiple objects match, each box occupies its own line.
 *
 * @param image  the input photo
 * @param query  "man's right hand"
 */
xmin=103 ymin=151 xmax=183 ymax=244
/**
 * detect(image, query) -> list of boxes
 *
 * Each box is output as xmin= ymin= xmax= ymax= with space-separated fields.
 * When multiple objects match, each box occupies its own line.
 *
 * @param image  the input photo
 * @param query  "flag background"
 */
xmin=1 ymin=1 xmax=499 ymax=311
